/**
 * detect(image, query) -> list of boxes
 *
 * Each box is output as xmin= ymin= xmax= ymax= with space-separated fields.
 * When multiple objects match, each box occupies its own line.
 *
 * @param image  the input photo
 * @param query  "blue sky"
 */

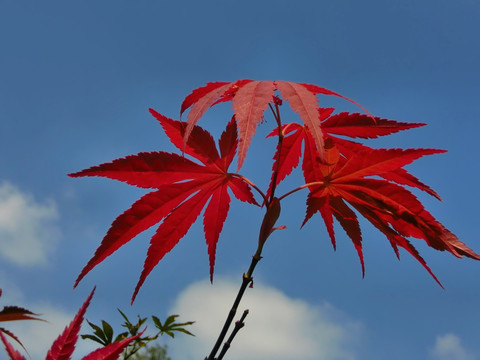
xmin=1 ymin=1 xmax=479 ymax=359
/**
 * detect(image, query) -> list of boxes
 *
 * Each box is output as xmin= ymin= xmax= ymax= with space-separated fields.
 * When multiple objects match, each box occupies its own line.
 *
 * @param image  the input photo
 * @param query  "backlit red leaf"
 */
xmin=204 ymin=183 xmax=231 ymax=281
xmin=353 ymin=203 xmax=442 ymax=286
xmin=71 ymin=117 xmax=259 ymax=302
xmin=380 ymin=168 xmax=442 ymax=200
xmin=212 ymin=79 xmax=254 ymax=106
xmin=184 ymin=83 xmax=233 ymax=150
xmin=218 ymin=117 xmax=238 ymax=169
xmin=300 ymin=132 xmax=480 ymax=282
xmin=267 ymin=123 xmax=304 ymax=198
xmin=318 ymin=137 xmax=444 ymax=199
xmin=301 ymin=83 xmax=373 ymax=118
xmin=232 ymin=80 xmax=275 ymax=169
xmin=0 ymin=328 xmax=25 ymax=353
xmin=80 ymin=332 xmax=142 ymax=360
xmin=227 ymin=176 xmax=258 ymax=205
xmin=46 ymin=288 xmax=95 ymax=360
xmin=150 ymin=109 xmax=219 ymax=165
xmin=275 ymin=81 xmax=325 ymax=161
xmin=322 ymin=112 xmax=426 ymax=139
xmin=0 ymin=333 xmax=26 ymax=360
xmin=302 ymin=124 xmax=324 ymax=185
xmin=0 ymin=307 xmax=43 ymax=323
xmin=330 ymin=197 xmax=364 ymax=276
xmin=74 ymin=181 xmax=208 ymax=287
xmin=179 ymin=80 xmax=379 ymax=168
xmin=69 ymin=152 xmax=210 ymax=188
xmin=343 ymin=180 xmax=480 ymax=260
xmin=333 ymin=148 xmax=446 ymax=181
xmin=180 ymin=82 xmax=230 ymax=115
xmin=133 ymin=186 xmax=216 ymax=302
xmin=303 ymin=194 xmax=336 ymax=250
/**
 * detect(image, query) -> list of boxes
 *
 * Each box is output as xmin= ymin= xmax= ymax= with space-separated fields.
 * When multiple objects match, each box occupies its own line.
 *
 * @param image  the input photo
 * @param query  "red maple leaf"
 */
xmin=298 ymin=137 xmax=480 ymax=281
xmin=266 ymin=110 xmax=433 ymax=198
xmin=261 ymin=105 xmax=479 ymax=281
xmin=45 ymin=289 xmax=97 ymax=360
xmin=179 ymin=80 xmax=369 ymax=170
xmin=232 ymin=80 xmax=275 ymax=168
xmin=0 ymin=332 xmax=25 ymax=360
xmin=69 ymin=111 xmax=258 ymax=303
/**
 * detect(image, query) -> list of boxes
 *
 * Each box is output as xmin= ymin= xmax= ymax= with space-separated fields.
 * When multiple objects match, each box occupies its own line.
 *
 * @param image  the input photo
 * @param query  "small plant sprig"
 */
xmin=81 ymin=311 xmax=194 ymax=359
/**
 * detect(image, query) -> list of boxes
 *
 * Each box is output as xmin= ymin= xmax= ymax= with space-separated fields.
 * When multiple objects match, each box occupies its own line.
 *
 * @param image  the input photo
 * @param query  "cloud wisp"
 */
xmin=430 ymin=333 xmax=475 ymax=360
xmin=169 ymin=278 xmax=362 ymax=360
xmin=0 ymin=181 xmax=60 ymax=266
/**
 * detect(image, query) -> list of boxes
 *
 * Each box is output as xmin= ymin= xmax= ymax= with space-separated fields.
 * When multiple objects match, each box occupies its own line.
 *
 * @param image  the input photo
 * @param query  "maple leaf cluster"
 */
xmin=69 ymin=79 xmax=480 ymax=302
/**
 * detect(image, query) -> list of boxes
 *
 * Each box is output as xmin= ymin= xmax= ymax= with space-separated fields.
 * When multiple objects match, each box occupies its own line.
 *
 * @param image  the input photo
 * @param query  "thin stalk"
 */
xmin=229 ymin=173 xmax=268 ymax=205
xmin=278 ymin=181 xmax=326 ymax=201
xmin=268 ymin=102 xmax=284 ymax=203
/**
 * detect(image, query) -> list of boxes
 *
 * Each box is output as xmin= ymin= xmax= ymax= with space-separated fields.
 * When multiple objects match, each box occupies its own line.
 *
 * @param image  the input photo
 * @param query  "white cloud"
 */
xmin=0 ymin=271 xmax=23 ymax=305
xmin=169 ymin=278 xmax=362 ymax=360
xmin=0 ymin=181 xmax=60 ymax=266
xmin=430 ymin=333 xmax=475 ymax=360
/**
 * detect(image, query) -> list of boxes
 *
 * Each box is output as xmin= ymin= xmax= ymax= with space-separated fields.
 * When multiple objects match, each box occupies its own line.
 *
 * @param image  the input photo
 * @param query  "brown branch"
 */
xmin=217 ymin=310 xmax=249 ymax=360
xmin=205 ymin=256 xmax=261 ymax=360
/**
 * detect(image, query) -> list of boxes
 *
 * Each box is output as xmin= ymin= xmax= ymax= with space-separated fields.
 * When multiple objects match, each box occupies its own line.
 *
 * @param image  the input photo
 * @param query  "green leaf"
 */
xmin=80 ymin=334 xmax=107 ymax=346
xmin=114 ymin=331 xmax=129 ymax=343
xmin=82 ymin=320 xmax=110 ymax=346
xmin=151 ymin=316 xmax=162 ymax=329
xmin=174 ymin=327 xmax=195 ymax=337
xmin=101 ymin=320 xmax=114 ymax=343
xmin=151 ymin=314 xmax=195 ymax=338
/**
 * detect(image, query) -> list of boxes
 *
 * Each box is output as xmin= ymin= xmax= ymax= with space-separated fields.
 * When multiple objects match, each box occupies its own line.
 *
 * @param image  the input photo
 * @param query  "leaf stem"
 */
xmin=278 ymin=181 xmax=325 ymax=201
xmin=268 ymin=102 xmax=284 ymax=203
xmin=230 ymin=173 xmax=268 ymax=205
